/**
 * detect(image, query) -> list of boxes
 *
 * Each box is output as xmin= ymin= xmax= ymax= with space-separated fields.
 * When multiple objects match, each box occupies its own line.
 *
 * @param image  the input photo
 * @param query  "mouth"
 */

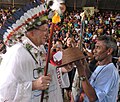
xmin=93 ymin=53 xmax=98 ymax=57
xmin=44 ymin=37 xmax=49 ymax=41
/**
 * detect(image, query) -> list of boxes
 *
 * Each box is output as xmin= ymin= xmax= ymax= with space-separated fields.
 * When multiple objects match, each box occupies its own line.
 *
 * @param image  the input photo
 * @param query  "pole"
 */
xmin=74 ymin=0 xmax=76 ymax=11
xmin=40 ymin=23 xmax=55 ymax=102
xmin=40 ymin=2 xmax=66 ymax=101
xmin=13 ymin=0 xmax=14 ymax=8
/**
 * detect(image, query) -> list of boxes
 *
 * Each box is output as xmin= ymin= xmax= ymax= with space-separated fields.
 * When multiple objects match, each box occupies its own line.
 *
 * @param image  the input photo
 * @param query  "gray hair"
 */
xmin=97 ymin=35 xmax=117 ymax=56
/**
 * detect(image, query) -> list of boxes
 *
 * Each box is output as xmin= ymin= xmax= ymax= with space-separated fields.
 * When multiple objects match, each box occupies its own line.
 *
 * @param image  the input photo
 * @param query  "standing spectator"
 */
xmin=63 ymin=37 xmax=76 ymax=101
xmin=116 ymin=13 xmax=120 ymax=26
xmin=50 ymin=40 xmax=63 ymax=66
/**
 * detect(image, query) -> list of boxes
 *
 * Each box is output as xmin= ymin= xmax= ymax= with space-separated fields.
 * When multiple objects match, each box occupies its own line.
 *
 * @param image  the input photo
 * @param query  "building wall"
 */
xmin=98 ymin=0 xmax=120 ymax=10
xmin=66 ymin=0 xmax=120 ymax=10
xmin=0 ymin=0 xmax=120 ymax=10
xmin=0 ymin=0 xmax=30 ymax=8
xmin=66 ymin=0 xmax=87 ymax=8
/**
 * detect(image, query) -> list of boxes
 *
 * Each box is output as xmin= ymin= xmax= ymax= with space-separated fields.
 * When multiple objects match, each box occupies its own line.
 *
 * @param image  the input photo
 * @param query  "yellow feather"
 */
xmin=52 ymin=12 xmax=61 ymax=24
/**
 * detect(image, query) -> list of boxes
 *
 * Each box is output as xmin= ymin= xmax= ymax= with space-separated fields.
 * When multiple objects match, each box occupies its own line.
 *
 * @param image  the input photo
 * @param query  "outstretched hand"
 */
xmin=75 ymin=59 xmax=91 ymax=78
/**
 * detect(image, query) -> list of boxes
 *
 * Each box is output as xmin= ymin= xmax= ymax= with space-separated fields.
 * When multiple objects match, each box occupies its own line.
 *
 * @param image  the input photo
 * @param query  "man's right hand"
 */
xmin=32 ymin=74 xmax=52 ymax=90
xmin=75 ymin=59 xmax=91 ymax=78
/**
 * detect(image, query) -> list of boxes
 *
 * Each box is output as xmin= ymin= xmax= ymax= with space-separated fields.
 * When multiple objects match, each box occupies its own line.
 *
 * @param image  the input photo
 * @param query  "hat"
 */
xmin=0 ymin=0 xmax=65 ymax=45
xmin=57 ymin=47 xmax=85 ymax=67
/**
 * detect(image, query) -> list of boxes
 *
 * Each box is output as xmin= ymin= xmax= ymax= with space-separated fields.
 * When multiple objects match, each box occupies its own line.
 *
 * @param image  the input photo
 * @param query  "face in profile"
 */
xmin=93 ymin=40 xmax=108 ymax=61
xmin=26 ymin=24 xmax=49 ymax=47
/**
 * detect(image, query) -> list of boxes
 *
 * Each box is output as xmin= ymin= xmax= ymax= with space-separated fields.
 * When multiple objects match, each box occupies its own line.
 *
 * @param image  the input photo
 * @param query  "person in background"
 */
xmin=0 ymin=40 xmax=6 ymax=63
xmin=50 ymin=39 xmax=63 ymax=66
xmin=64 ymin=37 xmax=76 ymax=49
xmin=63 ymin=37 xmax=76 ymax=101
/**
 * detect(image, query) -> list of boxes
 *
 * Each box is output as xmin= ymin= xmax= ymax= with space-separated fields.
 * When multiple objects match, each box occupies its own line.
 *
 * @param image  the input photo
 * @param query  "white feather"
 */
xmin=49 ymin=0 xmax=62 ymax=14
xmin=20 ymin=16 xmax=27 ymax=24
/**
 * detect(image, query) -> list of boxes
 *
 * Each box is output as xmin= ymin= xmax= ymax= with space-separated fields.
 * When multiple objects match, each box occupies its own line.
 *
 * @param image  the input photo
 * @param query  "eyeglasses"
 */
xmin=27 ymin=25 xmax=47 ymax=32
xmin=27 ymin=20 xmax=48 ymax=31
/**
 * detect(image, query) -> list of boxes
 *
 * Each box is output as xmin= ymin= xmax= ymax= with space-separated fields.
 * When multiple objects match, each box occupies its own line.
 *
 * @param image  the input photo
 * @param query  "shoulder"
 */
xmin=4 ymin=43 xmax=32 ymax=62
xmin=102 ymin=63 xmax=119 ymax=79
xmin=105 ymin=63 xmax=117 ymax=70
xmin=7 ymin=43 xmax=24 ymax=53
xmin=8 ymin=43 xmax=28 ymax=56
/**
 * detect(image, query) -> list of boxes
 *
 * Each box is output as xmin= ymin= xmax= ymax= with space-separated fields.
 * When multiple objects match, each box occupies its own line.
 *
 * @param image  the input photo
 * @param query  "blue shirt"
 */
xmin=84 ymin=63 xmax=119 ymax=102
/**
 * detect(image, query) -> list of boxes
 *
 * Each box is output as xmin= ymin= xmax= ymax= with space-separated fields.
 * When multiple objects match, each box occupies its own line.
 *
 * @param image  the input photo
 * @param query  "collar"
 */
xmin=22 ymin=36 xmax=46 ymax=60
xmin=22 ymin=36 xmax=39 ymax=50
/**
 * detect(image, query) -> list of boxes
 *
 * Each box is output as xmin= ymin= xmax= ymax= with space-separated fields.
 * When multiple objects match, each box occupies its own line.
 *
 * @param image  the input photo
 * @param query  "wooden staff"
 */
xmin=39 ymin=0 xmax=47 ymax=102
xmin=40 ymin=1 xmax=66 ymax=101
xmin=77 ymin=11 xmax=86 ymax=95
xmin=79 ymin=12 xmax=85 ymax=51
xmin=40 ymin=23 xmax=55 ymax=102
xmin=74 ymin=0 xmax=77 ymax=11
xmin=40 ymin=11 xmax=61 ymax=102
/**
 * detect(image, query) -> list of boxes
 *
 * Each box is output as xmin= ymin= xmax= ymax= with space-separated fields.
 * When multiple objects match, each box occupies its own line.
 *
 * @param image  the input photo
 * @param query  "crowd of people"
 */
xmin=48 ymin=9 xmax=120 ymax=75
xmin=0 ymin=7 xmax=120 ymax=61
xmin=0 ymin=7 xmax=16 ymax=27
xmin=0 ymin=0 xmax=120 ymax=101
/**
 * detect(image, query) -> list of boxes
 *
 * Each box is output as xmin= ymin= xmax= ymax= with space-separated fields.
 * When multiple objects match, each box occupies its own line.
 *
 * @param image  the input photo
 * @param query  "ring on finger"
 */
xmin=47 ymin=83 xmax=50 ymax=86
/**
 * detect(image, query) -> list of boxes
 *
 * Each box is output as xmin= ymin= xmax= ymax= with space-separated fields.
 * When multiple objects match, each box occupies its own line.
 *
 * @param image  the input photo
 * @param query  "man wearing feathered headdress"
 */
xmin=0 ymin=0 xmax=71 ymax=102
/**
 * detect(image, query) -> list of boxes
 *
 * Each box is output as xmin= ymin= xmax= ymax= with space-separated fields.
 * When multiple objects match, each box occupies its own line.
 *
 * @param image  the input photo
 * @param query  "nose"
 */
xmin=45 ymin=31 xmax=49 ymax=40
xmin=93 ymin=48 xmax=95 ymax=53
xmin=44 ymin=26 xmax=48 ymax=34
xmin=45 ymin=33 xmax=49 ymax=38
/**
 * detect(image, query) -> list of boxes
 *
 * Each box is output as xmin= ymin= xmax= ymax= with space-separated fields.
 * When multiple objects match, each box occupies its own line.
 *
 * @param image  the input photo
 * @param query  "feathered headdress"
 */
xmin=0 ymin=0 xmax=65 ymax=45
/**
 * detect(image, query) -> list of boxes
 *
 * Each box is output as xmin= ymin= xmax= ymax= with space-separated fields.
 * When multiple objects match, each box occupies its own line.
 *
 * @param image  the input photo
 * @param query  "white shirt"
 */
xmin=0 ymin=43 xmax=69 ymax=102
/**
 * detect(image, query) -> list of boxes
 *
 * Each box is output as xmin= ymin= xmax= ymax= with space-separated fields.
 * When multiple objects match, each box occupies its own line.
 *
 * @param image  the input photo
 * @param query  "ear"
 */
xmin=107 ymin=48 xmax=113 ymax=55
xmin=26 ymin=31 xmax=34 ymax=38
xmin=30 ymin=31 xmax=34 ymax=37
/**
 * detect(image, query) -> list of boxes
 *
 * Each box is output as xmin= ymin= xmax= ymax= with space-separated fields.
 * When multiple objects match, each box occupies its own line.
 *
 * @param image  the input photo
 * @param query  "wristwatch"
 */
xmin=80 ymin=75 xmax=86 ymax=81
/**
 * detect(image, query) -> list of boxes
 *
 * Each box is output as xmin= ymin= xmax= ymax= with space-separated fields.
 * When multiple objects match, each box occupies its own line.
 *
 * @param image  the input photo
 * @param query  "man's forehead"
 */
xmin=96 ymin=40 xmax=105 ymax=46
xmin=27 ymin=19 xmax=48 ymax=31
xmin=37 ymin=23 xmax=48 ymax=29
xmin=27 ymin=22 xmax=48 ymax=32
